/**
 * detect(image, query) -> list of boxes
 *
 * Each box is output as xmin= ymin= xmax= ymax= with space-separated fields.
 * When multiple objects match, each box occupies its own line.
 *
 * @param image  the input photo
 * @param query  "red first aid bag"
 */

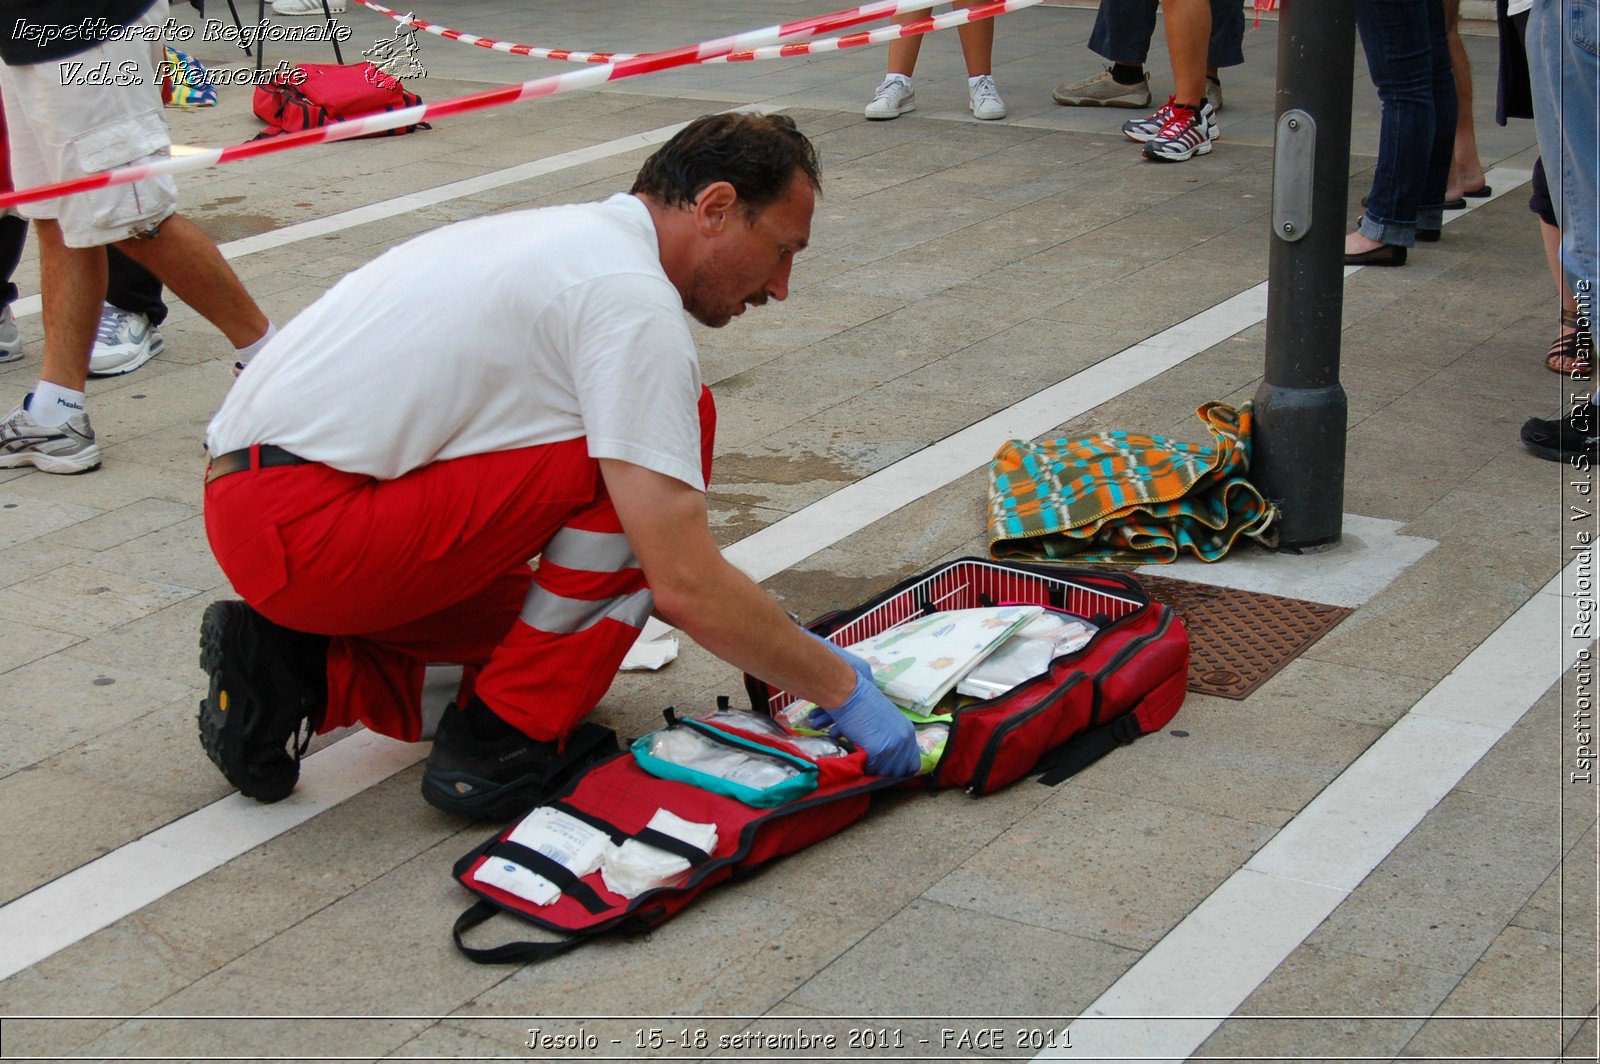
xmin=252 ymin=62 xmax=426 ymax=138
xmin=451 ymin=559 xmax=1188 ymax=962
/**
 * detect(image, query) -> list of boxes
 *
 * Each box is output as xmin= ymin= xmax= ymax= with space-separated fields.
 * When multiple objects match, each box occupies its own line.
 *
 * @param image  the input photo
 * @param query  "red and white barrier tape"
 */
xmin=709 ymin=0 xmax=1039 ymax=63
xmin=0 ymin=0 xmax=968 ymax=212
xmin=349 ymin=0 xmax=638 ymax=64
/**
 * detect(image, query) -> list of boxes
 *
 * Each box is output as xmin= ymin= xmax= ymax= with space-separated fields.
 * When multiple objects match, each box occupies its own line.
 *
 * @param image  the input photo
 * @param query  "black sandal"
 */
xmin=1546 ymin=309 xmax=1593 ymax=374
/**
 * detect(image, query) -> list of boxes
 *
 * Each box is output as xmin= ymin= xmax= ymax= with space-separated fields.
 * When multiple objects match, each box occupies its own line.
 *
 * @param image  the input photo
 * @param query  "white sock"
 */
xmin=883 ymin=72 xmax=911 ymax=88
xmin=233 ymin=321 xmax=277 ymax=366
xmin=30 ymin=381 xmax=85 ymax=428
xmin=969 ymin=74 xmax=993 ymax=88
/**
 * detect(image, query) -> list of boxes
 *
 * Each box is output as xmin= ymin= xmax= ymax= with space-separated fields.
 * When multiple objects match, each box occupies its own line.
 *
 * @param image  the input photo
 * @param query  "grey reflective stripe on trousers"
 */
xmin=520 ymin=587 xmax=653 ymax=634
xmin=541 ymin=527 xmax=639 ymax=573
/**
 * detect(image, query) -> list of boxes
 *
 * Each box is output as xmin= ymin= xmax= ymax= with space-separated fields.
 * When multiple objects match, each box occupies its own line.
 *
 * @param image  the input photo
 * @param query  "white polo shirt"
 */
xmin=206 ymin=194 xmax=707 ymax=490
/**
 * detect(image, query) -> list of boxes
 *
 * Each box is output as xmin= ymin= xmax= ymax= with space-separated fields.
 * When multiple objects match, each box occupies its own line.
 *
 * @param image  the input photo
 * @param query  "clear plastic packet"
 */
xmin=785 ymin=734 xmax=851 ymax=759
xmin=956 ymin=635 xmax=1056 ymax=699
xmin=955 ymin=613 xmax=1100 ymax=699
xmin=647 ymin=727 xmax=804 ymax=790
xmin=699 ymin=708 xmax=789 ymax=738
xmin=915 ymin=722 xmax=950 ymax=775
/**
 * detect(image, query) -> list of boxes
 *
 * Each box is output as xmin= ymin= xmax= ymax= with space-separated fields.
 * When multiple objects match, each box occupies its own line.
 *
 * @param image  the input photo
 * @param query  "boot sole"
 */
xmin=198 ymin=601 xmax=301 ymax=803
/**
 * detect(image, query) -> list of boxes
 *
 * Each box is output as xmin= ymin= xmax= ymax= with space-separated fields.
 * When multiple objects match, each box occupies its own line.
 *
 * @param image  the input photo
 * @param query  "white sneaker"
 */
xmin=0 ymin=306 xmax=23 ymax=365
xmin=0 ymin=397 xmax=100 ymax=474
xmin=865 ymin=75 xmax=915 ymax=120
xmin=89 ymin=304 xmax=165 ymax=378
xmin=968 ymin=74 xmax=1007 ymax=120
xmin=271 ymin=0 xmax=346 ymax=14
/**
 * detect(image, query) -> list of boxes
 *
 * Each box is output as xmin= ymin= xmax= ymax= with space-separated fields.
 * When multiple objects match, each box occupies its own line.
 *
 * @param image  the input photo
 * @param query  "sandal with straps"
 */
xmin=1546 ymin=309 xmax=1593 ymax=374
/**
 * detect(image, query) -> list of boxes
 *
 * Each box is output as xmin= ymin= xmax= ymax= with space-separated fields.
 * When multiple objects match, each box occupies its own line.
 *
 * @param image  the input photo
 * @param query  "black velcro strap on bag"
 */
xmin=485 ymin=841 xmax=609 ymax=915
xmin=551 ymin=801 xmax=712 ymax=867
xmin=1034 ymin=713 xmax=1144 ymax=787
xmin=452 ymin=900 xmax=586 ymax=965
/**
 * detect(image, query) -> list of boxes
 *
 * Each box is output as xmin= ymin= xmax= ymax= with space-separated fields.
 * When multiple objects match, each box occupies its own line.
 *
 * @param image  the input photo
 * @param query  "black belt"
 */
xmin=205 ymin=444 xmax=313 ymax=483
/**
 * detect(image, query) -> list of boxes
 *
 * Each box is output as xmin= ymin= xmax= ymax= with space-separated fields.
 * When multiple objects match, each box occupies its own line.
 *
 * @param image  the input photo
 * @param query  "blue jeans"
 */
xmin=1356 ymin=0 xmax=1456 ymax=247
xmin=1088 ymin=0 xmax=1247 ymax=70
xmin=1528 ymin=0 xmax=1599 ymax=294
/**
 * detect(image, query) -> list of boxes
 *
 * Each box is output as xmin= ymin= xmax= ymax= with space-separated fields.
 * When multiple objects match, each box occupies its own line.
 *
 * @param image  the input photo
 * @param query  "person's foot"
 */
xmin=197 ymin=601 xmax=330 ymax=803
xmin=1123 ymin=96 xmax=1210 ymax=143
xmin=1445 ymin=169 xmax=1489 ymax=201
xmin=864 ymin=74 xmax=915 ymax=120
xmin=1141 ymin=100 xmax=1216 ymax=162
xmin=968 ymin=74 xmax=1006 ymax=120
xmin=271 ymin=0 xmax=346 ymax=14
xmin=0 ymin=395 xmax=100 ymax=474
xmin=1521 ymin=402 xmax=1600 ymax=462
xmin=1206 ymin=74 xmax=1224 ymax=113
xmin=421 ymin=698 xmax=619 ymax=819
xmin=1546 ymin=310 xmax=1593 ymax=374
xmin=1345 ymin=231 xmax=1384 ymax=255
xmin=1343 ymin=231 xmax=1407 ymax=266
xmin=0 ymin=306 xmax=24 ymax=365
xmin=89 ymin=304 xmax=165 ymax=378
xmin=1052 ymin=67 xmax=1150 ymax=108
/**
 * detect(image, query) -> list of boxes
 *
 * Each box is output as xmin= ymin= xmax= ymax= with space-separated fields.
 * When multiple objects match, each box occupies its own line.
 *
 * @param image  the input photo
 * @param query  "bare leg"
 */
xmin=885 ymin=9 xmax=932 ymax=76
xmin=1161 ymin=0 xmax=1211 ymax=106
xmin=1542 ymin=219 xmax=1588 ymax=371
xmin=112 ymin=214 xmax=268 ymax=349
xmin=1544 ymin=219 xmax=1579 ymax=319
xmin=1443 ymin=0 xmax=1486 ymax=197
xmin=955 ymin=0 xmax=995 ymax=77
xmin=36 ymin=219 xmax=105 ymax=391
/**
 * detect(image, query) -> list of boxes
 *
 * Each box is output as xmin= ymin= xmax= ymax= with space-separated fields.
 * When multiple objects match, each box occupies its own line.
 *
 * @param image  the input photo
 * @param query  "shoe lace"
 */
xmin=874 ymin=77 xmax=908 ymax=103
xmin=95 ymin=307 xmax=131 ymax=346
xmin=1156 ymin=103 xmax=1201 ymax=139
xmin=971 ymin=74 xmax=1000 ymax=103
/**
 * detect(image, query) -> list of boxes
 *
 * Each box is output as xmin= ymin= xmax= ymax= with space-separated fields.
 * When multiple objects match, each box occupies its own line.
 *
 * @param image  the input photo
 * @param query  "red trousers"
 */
xmin=202 ymin=388 xmax=716 ymax=743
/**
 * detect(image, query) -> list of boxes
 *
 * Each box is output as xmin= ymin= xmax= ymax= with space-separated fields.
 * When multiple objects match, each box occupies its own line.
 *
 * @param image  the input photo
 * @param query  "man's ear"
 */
xmin=692 ymin=181 xmax=739 ymax=235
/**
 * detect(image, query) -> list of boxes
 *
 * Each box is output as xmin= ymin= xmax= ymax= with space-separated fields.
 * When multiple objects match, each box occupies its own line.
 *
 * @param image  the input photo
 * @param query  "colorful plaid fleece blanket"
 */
xmin=987 ymin=401 xmax=1276 ymax=564
xmin=162 ymin=49 xmax=217 ymax=109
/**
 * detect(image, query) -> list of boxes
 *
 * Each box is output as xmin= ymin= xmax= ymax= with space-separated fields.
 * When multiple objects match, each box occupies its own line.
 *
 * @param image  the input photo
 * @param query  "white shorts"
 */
xmin=0 ymin=1 xmax=178 ymax=248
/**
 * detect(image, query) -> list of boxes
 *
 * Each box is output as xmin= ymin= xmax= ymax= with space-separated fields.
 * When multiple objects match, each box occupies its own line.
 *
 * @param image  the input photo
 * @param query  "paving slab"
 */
xmin=924 ymin=785 xmax=1278 ymax=950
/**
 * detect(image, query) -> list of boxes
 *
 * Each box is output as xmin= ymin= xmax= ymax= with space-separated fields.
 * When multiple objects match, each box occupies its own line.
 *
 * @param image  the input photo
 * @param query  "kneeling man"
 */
xmin=199 ymin=113 xmax=920 ymax=816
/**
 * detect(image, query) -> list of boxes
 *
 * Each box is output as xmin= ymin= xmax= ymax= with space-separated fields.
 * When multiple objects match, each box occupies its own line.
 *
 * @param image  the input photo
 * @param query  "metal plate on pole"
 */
xmin=1272 ymin=109 xmax=1316 ymax=243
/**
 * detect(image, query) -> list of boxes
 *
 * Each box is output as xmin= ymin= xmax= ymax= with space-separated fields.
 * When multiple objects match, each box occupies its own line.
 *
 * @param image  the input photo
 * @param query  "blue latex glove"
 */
xmin=804 ymin=630 xmax=921 ymax=778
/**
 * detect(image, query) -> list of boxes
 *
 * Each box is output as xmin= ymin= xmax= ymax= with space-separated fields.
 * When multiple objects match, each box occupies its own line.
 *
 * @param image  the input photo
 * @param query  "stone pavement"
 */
xmin=0 ymin=2 xmax=1594 ymax=1061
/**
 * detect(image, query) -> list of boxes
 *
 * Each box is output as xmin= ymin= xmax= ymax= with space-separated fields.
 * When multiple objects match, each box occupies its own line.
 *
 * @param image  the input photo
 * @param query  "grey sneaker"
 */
xmin=0 ymin=396 xmax=101 ymax=474
xmin=0 ymin=306 xmax=23 ymax=365
xmin=1124 ymin=96 xmax=1220 ymax=144
xmin=865 ymin=74 xmax=915 ymax=120
xmin=1053 ymin=67 xmax=1151 ymax=108
xmin=89 ymin=303 xmax=164 ymax=377
xmin=968 ymin=74 xmax=1007 ymax=120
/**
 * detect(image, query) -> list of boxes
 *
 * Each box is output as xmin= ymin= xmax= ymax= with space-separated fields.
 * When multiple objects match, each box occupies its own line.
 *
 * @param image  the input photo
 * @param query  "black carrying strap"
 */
xmin=452 ymin=900 xmax=587 ymax=965
xmin=551 ymin=801 xmax=713 ymax=867
xmin=1034 ymin=713 xmax=1144 ymax=787
xmin=484 ymin=841 xmax=609 ymax=915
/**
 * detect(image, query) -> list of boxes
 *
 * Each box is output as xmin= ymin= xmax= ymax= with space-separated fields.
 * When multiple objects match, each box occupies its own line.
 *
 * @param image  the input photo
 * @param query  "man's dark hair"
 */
xmin=631 ymin=113 xmax=821 ymax=216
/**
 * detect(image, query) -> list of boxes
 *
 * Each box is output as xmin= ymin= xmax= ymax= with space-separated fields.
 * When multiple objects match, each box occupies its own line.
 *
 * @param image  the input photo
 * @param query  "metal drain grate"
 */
xmin=1135 ymin=575 xmax=1352 ymax=700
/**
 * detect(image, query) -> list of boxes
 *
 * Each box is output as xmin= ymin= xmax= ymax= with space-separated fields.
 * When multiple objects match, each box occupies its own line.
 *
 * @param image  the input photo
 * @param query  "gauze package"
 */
xmin=956 ymin=613 xmax=1099 ymax=699
xmin=600 ymin=808 xmax=719 ymax=899
xmin=472 ymin=806 xmax=611 ymax=906
xmin=648 ymin=727 xmax=803 ymax=790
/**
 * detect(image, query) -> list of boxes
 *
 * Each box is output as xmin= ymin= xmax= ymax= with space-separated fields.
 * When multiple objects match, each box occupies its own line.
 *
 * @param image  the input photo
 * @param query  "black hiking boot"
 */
xmin=421 ymin=697 xmax=618 ymax=819
xmin=1521 ymin=401 xmax=1600 ymax=463
xmin=197 ymin=600 xmax=329 ymax=803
